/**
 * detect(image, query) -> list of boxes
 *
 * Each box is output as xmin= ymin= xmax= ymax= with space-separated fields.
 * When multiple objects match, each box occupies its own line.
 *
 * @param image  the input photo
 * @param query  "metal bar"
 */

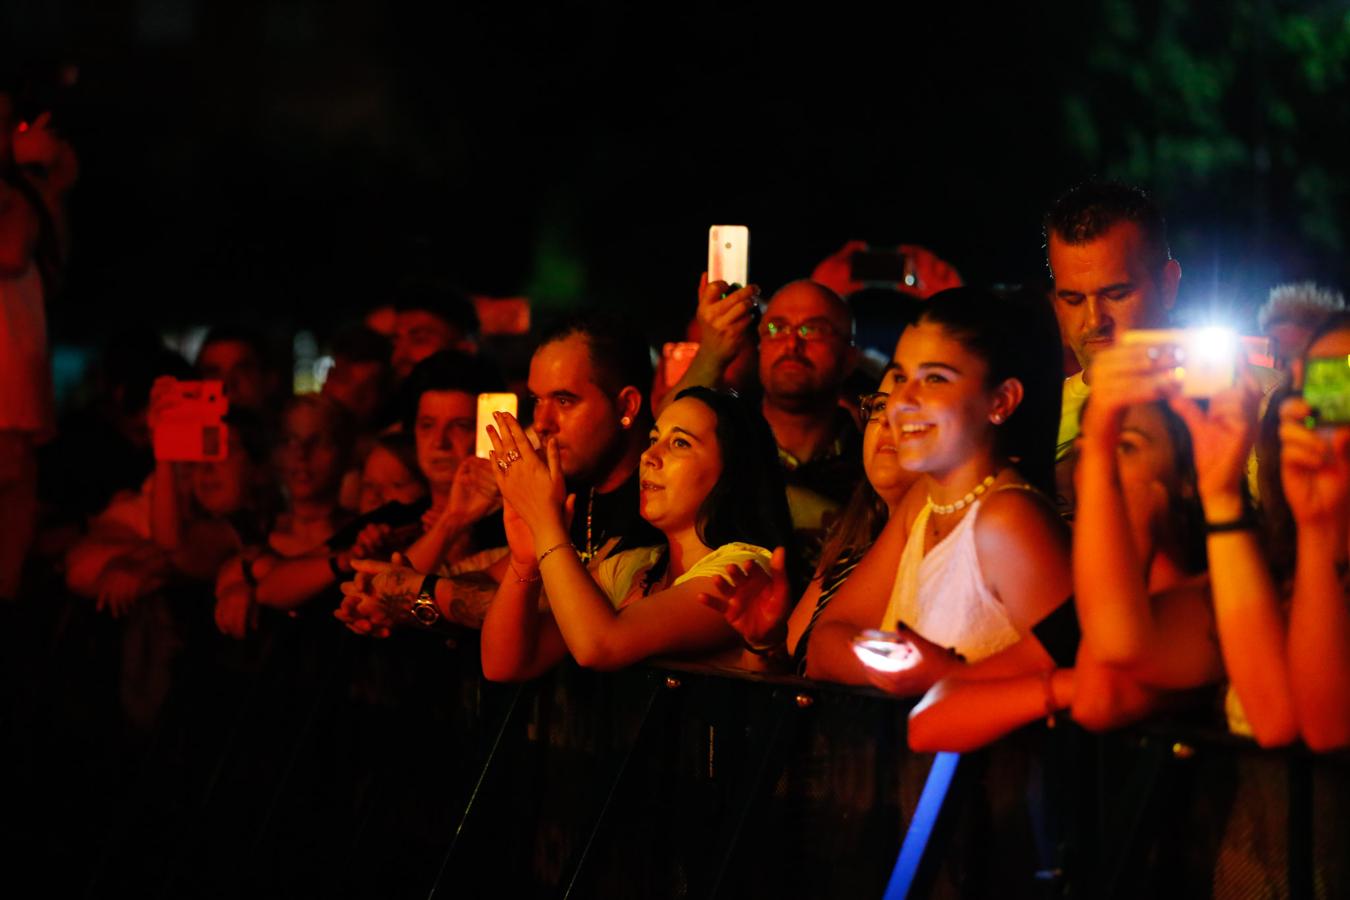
xmin=560 ymin=674 xmax=668 ymax=900
xmin=426 ymin=681 xmax=528 ymax=899
xmin=706 ymin=689 xmax=798 ymax=899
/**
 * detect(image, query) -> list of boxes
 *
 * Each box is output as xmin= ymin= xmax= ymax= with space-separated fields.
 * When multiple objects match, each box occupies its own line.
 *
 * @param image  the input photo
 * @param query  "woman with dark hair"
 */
xmin=479 ymin=387 xmax=794 ymax=679
xmin=803 ymin=287 xmax=1072 ymax=696
xmin=909 ymin=395 xmax=1210 ymax=751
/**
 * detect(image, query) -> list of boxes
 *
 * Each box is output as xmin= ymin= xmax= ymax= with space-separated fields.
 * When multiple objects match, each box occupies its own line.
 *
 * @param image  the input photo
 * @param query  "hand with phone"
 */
xmin=851 ymin=626 xmax=963 ymax=696
xmin=1079 ymin=341 xmax=1188 ymax=445
xmin=696 ymin=272 xmax=760 ymax=367
xmin=1278 ymin=395 xmax=1350 ymax=528
xmin=1169 ymin=372 xmax=1262 ymax=515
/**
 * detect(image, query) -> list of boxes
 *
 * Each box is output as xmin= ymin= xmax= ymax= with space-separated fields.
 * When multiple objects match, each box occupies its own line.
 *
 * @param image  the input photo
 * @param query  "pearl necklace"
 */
xmin=929 ymin=473 xmax=996 ymax=515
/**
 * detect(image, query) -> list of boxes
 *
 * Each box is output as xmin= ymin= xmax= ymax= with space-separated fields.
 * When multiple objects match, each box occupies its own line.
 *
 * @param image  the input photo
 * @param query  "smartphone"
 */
xmin=849 ymin=247 xmax=913 ymax=288
xmin=152 ymin=379 xmax=229 ymax=462
xmin=1303 ymin=356 xmax=1350 ymax=425
xmin=1122 ymin=327 xmax=1238 ymax=398
xmin=708 ymin=225 xmax=749 ymax=289
xmin=476 ymin=392 xmax=520 ymax=458
xmin=850 ymin=629 xmax=918 ymax=673
xmin=662 ymin=341 xmax=700 ymax=387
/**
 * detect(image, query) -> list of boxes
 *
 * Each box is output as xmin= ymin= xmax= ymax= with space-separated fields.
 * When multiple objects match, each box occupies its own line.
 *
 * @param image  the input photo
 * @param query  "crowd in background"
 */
xmin=4 ymin=105 xmax=1350 ymax=774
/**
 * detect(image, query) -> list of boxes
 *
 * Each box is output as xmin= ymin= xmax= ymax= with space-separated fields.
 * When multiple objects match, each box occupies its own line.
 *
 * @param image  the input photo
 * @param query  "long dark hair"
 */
xmin=642 ymin=387 xmax=801 ymax=593
xmin=914 ymin=287 xmax=1063 ymax=496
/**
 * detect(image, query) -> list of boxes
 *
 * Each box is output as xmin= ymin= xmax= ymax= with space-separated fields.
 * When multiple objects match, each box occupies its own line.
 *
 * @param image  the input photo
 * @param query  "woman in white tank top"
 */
xmin=805 ymin=288 xmax=1073 ymax=697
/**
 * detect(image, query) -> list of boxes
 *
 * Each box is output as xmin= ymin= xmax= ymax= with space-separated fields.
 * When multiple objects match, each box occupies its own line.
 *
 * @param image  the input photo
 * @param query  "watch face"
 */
xmin=412 ymin=594 xmax=440 ymax=626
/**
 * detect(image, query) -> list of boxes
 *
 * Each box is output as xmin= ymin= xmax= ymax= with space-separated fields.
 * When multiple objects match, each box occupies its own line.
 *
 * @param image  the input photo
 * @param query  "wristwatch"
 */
xmin=410 ymin=574 xmax=441 ymax=627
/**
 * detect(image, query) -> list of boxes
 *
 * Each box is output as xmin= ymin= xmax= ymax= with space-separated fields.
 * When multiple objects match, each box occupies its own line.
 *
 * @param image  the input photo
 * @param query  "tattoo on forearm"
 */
xmin=446 ymin=571 xmax=500 ymax=629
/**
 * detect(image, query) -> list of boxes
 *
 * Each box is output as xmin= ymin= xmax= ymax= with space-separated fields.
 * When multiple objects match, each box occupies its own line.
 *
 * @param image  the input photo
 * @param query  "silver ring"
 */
xmin=506 ymin=449 xmax=522 ymax=463
xmin=496 ymin=458 xmax=510 ymax=473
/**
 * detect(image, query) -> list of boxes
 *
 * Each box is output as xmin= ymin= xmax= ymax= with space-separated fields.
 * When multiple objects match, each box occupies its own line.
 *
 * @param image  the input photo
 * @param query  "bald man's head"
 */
xmin=757 ymin=280 xmax=857 ymax=412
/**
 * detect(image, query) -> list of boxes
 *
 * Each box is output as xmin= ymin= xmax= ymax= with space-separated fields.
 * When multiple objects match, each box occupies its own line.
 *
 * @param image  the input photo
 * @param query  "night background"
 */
xmin=5 ymin=0 xmax=1349 ymax=355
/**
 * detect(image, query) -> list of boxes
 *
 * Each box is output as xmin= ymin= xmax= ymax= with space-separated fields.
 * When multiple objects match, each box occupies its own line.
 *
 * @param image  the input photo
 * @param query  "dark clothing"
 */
xmin=569 ymin=466 xmax=661 ymax=564
xmin=778 ymin=406 xmax=864 ymax=570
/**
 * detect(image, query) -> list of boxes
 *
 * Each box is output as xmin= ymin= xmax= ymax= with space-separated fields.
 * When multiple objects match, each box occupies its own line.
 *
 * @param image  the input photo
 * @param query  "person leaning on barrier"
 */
xmin=478 ymin=387 xmax=795 ymax=680
xmin=698 ymin=326 xmax=924 ymax=672
xmin=336 ymin=316 xmax=662 ymax=635
xmin=802 ymin=288 xmax=1073 ymax=699
xmin=908 ymin=387 xmax=1209 ymax=751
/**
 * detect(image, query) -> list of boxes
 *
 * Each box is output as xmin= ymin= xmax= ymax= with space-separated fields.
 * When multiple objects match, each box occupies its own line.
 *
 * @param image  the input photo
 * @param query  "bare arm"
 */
xmin=804 ymin=493 xmax=916 ymax=684
xmin=1173 ymin=385 xmax=1296 ymax=747
xmin=1280 ymin=398 xmax=1350 ymax=750
xmin=657 ymin=275 xmax=759 ymax=413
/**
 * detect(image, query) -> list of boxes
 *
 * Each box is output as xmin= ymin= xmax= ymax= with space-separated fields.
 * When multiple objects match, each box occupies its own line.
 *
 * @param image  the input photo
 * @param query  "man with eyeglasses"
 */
xmin=667 ymin=277 xmax=862 ymax=567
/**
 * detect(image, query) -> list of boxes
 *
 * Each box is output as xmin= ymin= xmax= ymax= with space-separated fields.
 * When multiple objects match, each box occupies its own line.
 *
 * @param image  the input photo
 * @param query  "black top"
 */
xmin=569 ymin=465 xmax=662 ymax=563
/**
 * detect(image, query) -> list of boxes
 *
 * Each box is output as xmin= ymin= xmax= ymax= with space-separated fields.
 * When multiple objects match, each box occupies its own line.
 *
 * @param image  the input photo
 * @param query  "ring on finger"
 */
xmin=506 ymin=449 xmax=522 ymax=463
xmin=496 ymin=458 xmax=510 ymax=472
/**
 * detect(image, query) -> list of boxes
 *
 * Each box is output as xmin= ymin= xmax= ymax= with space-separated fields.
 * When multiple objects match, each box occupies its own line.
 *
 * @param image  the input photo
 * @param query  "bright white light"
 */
xmin=1193 ymin=326 xmax=1237 ymax=364
xmin=852 ymin=632 xmax=920 ymax=673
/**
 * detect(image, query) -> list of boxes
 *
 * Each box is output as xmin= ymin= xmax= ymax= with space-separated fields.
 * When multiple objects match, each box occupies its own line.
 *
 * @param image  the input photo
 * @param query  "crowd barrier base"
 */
xmin=2 ymin=579 xmax=1346 ymax=899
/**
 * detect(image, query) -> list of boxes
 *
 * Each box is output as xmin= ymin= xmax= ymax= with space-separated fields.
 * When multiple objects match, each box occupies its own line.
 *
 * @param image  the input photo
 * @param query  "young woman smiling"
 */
xmin=479 ymin=387 xmax=794 ymax=680
xmin=804 ymin=288 xmax=1070 ymax=697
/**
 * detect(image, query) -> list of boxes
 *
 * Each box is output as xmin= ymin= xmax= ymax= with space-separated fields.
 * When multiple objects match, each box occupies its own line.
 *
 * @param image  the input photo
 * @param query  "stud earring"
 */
xmin=621 ymin=416 xmax=632 ymax=428
xmin=991 ymin=413 xmax=1004 ymax=424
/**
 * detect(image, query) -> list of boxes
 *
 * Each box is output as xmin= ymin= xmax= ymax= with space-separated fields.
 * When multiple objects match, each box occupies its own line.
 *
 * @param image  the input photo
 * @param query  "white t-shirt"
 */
xmin=591 ymin=542 xmax=772 ymax=611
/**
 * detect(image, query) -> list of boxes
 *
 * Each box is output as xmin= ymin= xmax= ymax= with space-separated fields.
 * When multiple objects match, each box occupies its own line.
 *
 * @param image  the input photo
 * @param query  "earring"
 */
xmin=620 ymin=416 xmax=631 ymax=428
xmin=991 ymin=413 xmax=1004 ymax=424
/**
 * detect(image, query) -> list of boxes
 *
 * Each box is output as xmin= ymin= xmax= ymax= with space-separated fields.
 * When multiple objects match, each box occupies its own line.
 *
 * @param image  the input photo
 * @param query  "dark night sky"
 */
xmin=5 ymin=1 xmax=1344 ymax=346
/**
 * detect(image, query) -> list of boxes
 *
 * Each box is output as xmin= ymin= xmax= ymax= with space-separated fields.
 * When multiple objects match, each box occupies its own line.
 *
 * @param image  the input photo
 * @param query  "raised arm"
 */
xmin=1279 ymin=397 xmax=1350 ymax=750
xmin=1172 ymin=383 xmax=1296 ymax=747
xmin=657 ymin=274 xmax=759 ymax=413
xmin=1073 ymin=345 xmax=1178 ymax=666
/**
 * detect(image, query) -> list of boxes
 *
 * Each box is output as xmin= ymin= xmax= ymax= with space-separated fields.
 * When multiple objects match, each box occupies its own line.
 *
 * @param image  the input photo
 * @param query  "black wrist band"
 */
xmin=1205 ymin=515 xmax=1257 ymax=535
xmin=419 ymin=573 xmax=440 ymax=598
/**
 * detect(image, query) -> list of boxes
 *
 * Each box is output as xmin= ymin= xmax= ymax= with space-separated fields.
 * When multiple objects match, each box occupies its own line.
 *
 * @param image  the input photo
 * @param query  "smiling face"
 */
xmin=1049 ymin=221 xmax=1179 ymax=372
xmin=861 ymin=363 xmax=915 ymax=507
xmin=886 ymin=321 xmax=1012 ymax=476
xmin=414 ymin=390 xmax=477 ymax=492
xmin=638 ymin=396 xmax=723 ymax=535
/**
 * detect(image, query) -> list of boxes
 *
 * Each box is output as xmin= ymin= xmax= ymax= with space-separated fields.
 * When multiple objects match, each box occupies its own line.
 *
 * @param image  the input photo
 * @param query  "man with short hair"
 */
xmin=1045 ymin=181 xmax=1182 ymax=463
xmin=339 ymin=315 xmax=659 ymax=635
xmin=527 ymin=313 xmax=661 ymax=562
xmin=668 ymin=277 xmax=862 ymax=564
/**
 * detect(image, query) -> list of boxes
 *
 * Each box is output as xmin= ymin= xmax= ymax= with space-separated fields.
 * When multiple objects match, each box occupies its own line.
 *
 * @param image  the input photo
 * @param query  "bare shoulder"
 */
xmin=974 ymin=486 xmax=1067 ymax=553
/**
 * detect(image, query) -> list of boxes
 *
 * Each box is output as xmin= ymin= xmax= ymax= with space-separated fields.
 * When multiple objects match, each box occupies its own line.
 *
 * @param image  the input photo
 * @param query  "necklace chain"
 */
xmin=581 ymin=488 xmax=595 ymax=562
xmin=928 ymin=473 xmax=996 ymax=516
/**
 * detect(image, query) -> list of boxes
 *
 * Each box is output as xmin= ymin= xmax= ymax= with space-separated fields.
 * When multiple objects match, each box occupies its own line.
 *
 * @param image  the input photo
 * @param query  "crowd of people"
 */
xmin=4 ymin=95 xmax=1348 ymax=767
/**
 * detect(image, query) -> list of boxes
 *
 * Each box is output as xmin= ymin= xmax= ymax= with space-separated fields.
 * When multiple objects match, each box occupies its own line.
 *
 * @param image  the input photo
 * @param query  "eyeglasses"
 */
xmin=859 ymin=391 xmax=889 ymax=424
xmin=758 ymin=317 xmax=844 ymax=343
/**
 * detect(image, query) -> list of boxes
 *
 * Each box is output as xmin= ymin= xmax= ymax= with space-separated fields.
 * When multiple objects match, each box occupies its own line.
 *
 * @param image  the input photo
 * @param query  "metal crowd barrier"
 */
xmin=3 ymin=583 xmax=1346 ymax=899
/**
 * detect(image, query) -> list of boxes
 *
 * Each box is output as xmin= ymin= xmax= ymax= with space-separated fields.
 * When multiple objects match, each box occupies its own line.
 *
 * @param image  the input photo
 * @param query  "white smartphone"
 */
xmin=476 ymin=392 xmax=519 ymax=458
xmin=708 ymin=225 xmax=749 ymax=288
xmin=851 ymin=629 xmax=919 ymax=673
xmin=1122 ymin=327 xmax=1238 ymax=398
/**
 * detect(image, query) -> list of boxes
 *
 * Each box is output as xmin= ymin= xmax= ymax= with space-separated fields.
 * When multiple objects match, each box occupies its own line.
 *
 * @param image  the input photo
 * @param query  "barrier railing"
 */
xmin=5 ymin=584 xmax=1346 ymax=899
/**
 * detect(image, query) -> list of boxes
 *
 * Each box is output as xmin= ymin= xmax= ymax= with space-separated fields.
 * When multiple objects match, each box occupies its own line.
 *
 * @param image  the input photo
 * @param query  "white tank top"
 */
xmin=879 ymin=492 xmax=1022 ymax=663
